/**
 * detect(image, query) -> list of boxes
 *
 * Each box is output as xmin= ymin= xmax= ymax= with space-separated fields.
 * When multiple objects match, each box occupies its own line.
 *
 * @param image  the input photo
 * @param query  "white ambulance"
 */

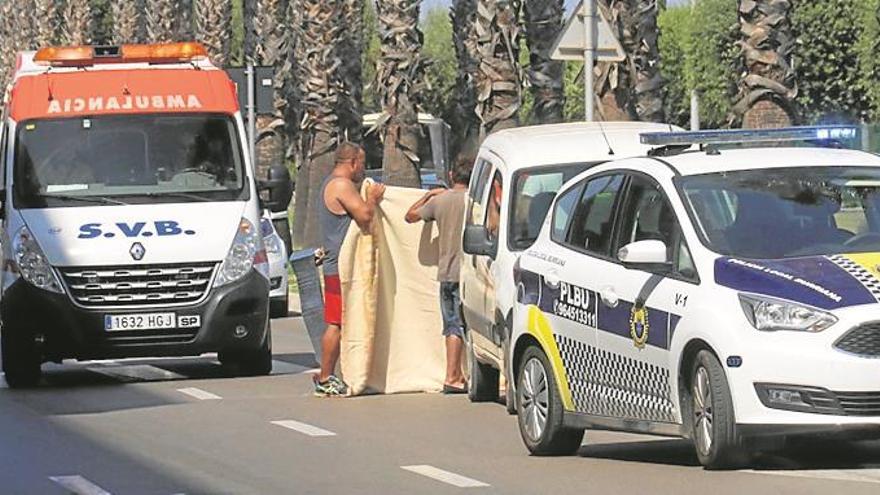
xmin=0 ymin=43 xmax=292 ymax=387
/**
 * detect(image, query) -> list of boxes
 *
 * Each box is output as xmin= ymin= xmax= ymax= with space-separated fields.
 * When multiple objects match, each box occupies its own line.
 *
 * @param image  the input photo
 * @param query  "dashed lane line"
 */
xmin=49 ymin=475 xmax=113 ymax=495
xmin=177 ymin=387 xmax=222 ymax=400
xmin=745 ymin=468 xmax=880 ymax=484
xmin=86 ymin=364 xmax=185 ymax=382
xmin=271 ymin=420 xmax=336 ymax=437
xmin=401 ymin=465 xmax=490 ymax=488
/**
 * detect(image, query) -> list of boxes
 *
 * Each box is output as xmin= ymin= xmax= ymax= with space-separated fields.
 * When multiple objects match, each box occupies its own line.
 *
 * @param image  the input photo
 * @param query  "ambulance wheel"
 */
xmin=467 ymin=332 xmax=499 ymax=402
xmin=1 ymin=327 xmax=42 ymax=388
xmin=688 ymin=350 xmax=749 ymax=470
xmin=517 ymin=346 xmax=583 ymax=456
xmin=220 ymin=325 xmax=273 ymax=376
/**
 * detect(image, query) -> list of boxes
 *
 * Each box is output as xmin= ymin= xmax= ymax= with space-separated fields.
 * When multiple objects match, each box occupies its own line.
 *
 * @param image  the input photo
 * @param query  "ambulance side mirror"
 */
xmin=618 ymin=240 xmax=670 ymax=269
xmin=259 ymin=165 xmax=294 ymax=213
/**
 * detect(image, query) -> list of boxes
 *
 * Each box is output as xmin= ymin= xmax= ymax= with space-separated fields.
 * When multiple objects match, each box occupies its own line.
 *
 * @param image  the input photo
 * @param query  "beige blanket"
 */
xmin=337 ymin=185 xmax=447 ymax=395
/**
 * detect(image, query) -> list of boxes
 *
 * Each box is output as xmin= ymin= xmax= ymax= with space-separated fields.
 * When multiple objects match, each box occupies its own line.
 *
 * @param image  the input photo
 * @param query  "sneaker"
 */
xmin=313 ymin=374 xmax=349 ymax=397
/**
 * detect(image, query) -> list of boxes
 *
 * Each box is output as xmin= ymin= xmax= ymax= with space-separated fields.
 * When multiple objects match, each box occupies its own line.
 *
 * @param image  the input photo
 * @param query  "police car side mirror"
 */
xmin=618 ymin=240 xmax=669 ymax=268
xmin=463 ymin=224 xmax=497 ymax=258
xmin=259 ymin=165 xmax=294 ymax=213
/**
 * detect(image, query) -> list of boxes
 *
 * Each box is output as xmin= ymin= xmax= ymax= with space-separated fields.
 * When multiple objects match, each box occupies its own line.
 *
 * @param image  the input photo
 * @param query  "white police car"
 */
xmin=510 ymin=127 xmax=880 ymax=469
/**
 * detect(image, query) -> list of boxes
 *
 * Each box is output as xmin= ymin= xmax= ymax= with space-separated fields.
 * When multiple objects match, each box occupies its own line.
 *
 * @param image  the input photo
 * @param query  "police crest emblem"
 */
xmin=630 ymin=305 xmax=649 ymax=349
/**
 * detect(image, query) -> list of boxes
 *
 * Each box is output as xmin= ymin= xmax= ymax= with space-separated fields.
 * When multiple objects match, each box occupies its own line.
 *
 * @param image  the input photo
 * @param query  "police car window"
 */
xmin=12 ymin=114 xmax=244 ymax=208
xmin=551 ymin=182 xmax=583 ymax=243
xmin=679 ymin=166 xmax=880 ymax=259
xmin=567 ymin=174 xmax=624 ymax=255
xmin=509 ymin=163 xmax=590 ymax=250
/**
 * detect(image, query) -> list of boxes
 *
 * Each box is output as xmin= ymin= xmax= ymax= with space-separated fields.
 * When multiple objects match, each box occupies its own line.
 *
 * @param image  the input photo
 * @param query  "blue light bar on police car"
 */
xmin=640 ymin=126 xmax=859 ymax=146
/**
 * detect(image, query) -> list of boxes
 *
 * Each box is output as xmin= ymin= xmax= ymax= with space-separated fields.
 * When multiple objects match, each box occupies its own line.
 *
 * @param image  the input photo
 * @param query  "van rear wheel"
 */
xmin=1 ymin=326 xmax=42 ymax=388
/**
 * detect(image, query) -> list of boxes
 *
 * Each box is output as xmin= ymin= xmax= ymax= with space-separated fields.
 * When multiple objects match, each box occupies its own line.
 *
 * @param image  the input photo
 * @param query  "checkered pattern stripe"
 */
xmin=556 ymin=335 xmax=675 ymax=423
xmin=828 ymin=255 xmax=880 ymax=301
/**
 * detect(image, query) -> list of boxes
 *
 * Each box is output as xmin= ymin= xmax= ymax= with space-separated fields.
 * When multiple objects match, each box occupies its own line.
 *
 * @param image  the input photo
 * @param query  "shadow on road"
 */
xmin=579 ymin=439 xmax=701 ymax=467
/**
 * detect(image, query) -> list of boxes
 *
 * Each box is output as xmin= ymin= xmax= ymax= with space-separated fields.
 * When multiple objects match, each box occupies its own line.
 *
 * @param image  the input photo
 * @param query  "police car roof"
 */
xmin=480 ymin=121 xmax=679 ymax=170
xmin=659 ymin=147 xmax=880 ymax=176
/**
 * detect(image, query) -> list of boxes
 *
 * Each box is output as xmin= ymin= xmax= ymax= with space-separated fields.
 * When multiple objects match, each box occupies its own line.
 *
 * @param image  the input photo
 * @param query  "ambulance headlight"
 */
xmin=12 ymin=227 xmax=63 ymax=293
xmin=214 ymin=218 xmax=269 ymax=287
xmin=739 ymin=294 xmax=837 ymax=332
xmin=259 ymin=218 xmax=283 ymax=256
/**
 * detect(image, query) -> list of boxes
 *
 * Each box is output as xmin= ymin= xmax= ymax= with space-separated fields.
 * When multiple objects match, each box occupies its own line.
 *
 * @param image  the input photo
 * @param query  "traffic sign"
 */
xmin=551 ymin=1 xmax=625 ymax=62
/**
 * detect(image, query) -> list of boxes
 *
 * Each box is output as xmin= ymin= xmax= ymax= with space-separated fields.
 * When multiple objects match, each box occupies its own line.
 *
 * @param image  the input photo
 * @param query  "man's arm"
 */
xmin=333 ymin=179 xmax=386 ymax=232
xmin=404 ymin=188 xmax=444 ymax=223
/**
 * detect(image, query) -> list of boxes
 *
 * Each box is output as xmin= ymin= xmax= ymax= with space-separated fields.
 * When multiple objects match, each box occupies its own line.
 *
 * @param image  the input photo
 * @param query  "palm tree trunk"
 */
xmin=631 ymin=0 xmax=664 ymax=122
xmin=292 ymin=0 xmax=344 ymax=248
xmin=146 ymin=0 xmax=179 ymax=43
xmin=474 ymin=0 xmax=523 ymax=137
xmin=0 ymin=2 xmax=16 ymax=90
xmin=112 ymin=0 xmax=143 ymax=44
xmin=339 ymin=0 xmax=365 ymax=144
xmin=60 ymin=0 xmax=93 ymax=45
xmin=451 ymin=0 xmax=480 ymax=155
xmin=524 ymin=0 xmax=565 ymax=125
xmin=34 ymin=0 xmax=60 ymax=47
xmin=377 ymin=0 xmax=426 ymax=188
xmin=194 ymin=0 xmax=232 ymax=67
xmin=734 ymin=0 xmax=797 ymax=128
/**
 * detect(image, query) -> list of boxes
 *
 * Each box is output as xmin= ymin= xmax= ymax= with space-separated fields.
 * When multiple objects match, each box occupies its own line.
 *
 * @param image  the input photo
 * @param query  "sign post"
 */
xmin=551 ymin=1 xmax=625 ymax=122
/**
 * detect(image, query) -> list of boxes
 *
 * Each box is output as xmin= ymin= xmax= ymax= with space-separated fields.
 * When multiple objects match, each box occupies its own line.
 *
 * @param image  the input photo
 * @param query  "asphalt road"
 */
xmin=2 ymin=316 xmax=880 ymax=495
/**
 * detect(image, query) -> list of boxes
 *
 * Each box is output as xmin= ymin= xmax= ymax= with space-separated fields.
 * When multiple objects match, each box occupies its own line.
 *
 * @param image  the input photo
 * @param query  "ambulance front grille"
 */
xmin=834 ymin=323 xmax=880 ymax=358
xmin=60 ymin=263 xmax=217 ymax=309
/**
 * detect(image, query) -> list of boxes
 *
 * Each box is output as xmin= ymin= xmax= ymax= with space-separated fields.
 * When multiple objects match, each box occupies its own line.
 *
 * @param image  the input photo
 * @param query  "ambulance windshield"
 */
xmin=13 ymin=114 xmax=245 ymax=207
xmin=679 ymin=166 xmax=880 ymax=259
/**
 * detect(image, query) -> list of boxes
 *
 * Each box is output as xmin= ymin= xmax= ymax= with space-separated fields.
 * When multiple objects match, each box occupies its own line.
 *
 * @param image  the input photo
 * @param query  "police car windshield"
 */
xmin=13 ymin=114 xmax=245 ymax=208
xmin=679 ymin=167 xmax=880 ymax=259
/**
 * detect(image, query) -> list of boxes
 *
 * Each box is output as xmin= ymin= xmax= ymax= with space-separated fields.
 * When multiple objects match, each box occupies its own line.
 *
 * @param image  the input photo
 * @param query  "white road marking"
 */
xmin=271 ymin=419 xmax=336 ymax=437
xmin=177 ymin=387 xmax=221 ymax=400
xmin=49 ymin=475 xmax=113 ymax=495
xmin=746 ymin=468 xmax=880 ymax=484
xmin=87 ymin=364 xmax=185 ymax=382
xmin=401 ymin=465 xmax=490 ymax=488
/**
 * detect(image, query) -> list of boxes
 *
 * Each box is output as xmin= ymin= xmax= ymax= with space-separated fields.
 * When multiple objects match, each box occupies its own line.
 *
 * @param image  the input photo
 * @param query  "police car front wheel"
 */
xmin=517 ymin=346 xmax=583 ymax=456
xmin=688 ymin=350 xmax=749 ymax=469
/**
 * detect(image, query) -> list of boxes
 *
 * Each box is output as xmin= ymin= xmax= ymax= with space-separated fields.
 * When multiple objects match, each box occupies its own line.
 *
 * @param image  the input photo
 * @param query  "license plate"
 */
xmin=104 ymin=313 xmax=201 ymax=331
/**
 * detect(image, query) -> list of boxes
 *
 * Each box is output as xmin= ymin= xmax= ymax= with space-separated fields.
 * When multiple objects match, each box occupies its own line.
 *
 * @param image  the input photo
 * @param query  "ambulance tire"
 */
xmin=689 ymin=350 xmax=749 ymax=470
xmin=467 ymin=332 xmax=499 ymax=403
xmin=220 ymin=324 xmax=273 ymax=376
xmin=517 ymin=346 xmax=583 ymax=456
xmin=1 ymin=327 xmax=42 ymax=388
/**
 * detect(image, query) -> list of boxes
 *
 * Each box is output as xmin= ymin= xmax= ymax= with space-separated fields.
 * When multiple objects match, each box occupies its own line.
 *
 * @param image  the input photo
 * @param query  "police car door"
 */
xmin=591 ymin=172 xmax=697 ymax=424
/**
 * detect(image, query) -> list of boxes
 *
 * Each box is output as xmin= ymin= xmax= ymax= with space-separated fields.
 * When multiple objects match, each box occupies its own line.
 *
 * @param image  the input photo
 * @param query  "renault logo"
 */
xmin=130 ymin=242 xmax=146 ymax=261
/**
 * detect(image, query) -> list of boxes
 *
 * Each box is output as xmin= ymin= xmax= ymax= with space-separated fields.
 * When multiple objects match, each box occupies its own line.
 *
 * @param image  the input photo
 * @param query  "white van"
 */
xmin=461 ymin=122 xmax=681 ymax=409
xmin=0 ymin=43 xmax=292 ymax=387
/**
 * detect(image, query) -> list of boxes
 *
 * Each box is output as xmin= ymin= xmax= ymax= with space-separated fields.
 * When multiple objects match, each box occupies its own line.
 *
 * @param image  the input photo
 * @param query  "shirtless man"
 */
xmin=314 ymin=142 xmax=385 ymax=397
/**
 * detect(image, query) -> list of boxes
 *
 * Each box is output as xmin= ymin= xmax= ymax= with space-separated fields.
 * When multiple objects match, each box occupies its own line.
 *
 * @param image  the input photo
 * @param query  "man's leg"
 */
xmin=440 ymin=282 xmax=467 ymax=388
xmin=445 ymin=335 xmax=466 ymax=386
xmin=320 ymin=324 xmax=341 ymax=382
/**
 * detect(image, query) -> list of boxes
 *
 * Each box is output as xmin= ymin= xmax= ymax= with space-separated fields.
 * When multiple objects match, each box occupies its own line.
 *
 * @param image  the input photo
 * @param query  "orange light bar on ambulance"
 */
xmin=33 ymin=42 xmax=209 ymax=67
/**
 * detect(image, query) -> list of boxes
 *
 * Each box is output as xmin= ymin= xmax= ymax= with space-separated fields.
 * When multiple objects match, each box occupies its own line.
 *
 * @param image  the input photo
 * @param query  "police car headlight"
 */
xmin=12 ymin=227 xmax=63 ymax=293
xmin=739 ymin=294 xmax=837 ymax=332
xmin=214 ymin=218 xmax=269 ymax=288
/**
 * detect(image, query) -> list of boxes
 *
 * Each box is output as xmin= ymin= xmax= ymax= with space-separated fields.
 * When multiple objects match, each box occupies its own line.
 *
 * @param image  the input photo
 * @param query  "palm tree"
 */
xmin=733 ymin=0 xmax=797 ymax=128
xmin=595 ymin=0 xmax=664 ymax=122
xmin=339 ymin=0 xmax=365 ymax=143
xmin=292 ymin=0 xmax=344 ymax=248
xmin=146 ymin=0 xmax=179 ymax=43
xmin=112 ymin=0 xmax=143 ymax=44
xmin=376 ymin=0 xmax=427 ymax=187
xmin=194 ymin=0 xmax=233 ymax=67
xmin=451 ymin=0 xmax=480 ymax=154
xmin=34 ymin=0 xmax=60 ymax=48
xmin=524 ymin=0 xmax=565 ymax=124
xmin=60 ymin=0 xmax=93 ymax=45
xmin=0 ymin=1 xmax=16 ymax=90
xmin=474 ymin=0 xmax=523 ymax=137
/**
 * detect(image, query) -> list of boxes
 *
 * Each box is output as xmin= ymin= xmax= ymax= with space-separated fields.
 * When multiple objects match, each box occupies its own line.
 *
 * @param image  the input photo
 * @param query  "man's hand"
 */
xmin=404 ymin=187 xmax=444 ymax=224
xmin=367 ymin=182 xmax=386 ymax=204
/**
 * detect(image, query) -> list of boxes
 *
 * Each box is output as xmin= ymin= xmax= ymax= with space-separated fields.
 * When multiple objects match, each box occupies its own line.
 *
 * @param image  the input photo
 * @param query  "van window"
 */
xmin=13 ymin=114 xmax=245 ymax=208
xmin=466 ymin=159 xmax=494 ymax=226
xmin=486 ymin=171 xmax=504 ymax=241
xmin=566 ymin=174 xmax=625 ymax=256
xmin=509 ymin=163 xmax=591 ymax=250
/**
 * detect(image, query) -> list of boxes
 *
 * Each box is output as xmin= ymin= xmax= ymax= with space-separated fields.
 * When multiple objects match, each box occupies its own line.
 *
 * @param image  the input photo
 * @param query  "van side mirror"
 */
xmin=259 ymin=165 xmax=294 ymax=213
xmin=618 ymin=240 xmax=670 ymax=268
xmin=463 ymin=224 xmax=497 ymax=258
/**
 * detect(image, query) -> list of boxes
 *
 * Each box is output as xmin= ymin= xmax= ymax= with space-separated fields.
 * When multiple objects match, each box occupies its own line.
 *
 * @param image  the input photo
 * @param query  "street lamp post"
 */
xmin=583 ymin=0 xmax=597 ymax=122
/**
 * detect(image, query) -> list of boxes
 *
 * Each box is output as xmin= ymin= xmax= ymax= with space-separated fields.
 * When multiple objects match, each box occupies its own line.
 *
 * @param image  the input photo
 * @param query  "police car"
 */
xmin=510 ymin=127 xmax=880 ymax=469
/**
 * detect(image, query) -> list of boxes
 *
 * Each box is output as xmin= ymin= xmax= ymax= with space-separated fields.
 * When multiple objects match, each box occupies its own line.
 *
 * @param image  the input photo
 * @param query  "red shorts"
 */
xmin=323 ymin=274 xmax=343 ymax=326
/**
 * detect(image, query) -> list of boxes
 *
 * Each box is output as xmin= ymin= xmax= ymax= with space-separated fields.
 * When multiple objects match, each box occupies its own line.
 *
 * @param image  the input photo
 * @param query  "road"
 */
xmin=2 ymin=315 xmax=880 ymax=494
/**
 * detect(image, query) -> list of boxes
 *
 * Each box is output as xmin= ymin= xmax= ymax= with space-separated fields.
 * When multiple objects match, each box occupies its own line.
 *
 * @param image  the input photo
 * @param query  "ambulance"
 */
xmin=0 ymin=43 xmax=292 ymax=387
